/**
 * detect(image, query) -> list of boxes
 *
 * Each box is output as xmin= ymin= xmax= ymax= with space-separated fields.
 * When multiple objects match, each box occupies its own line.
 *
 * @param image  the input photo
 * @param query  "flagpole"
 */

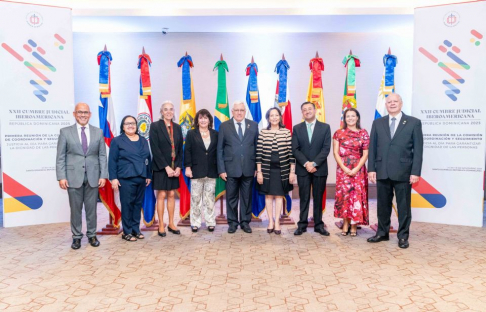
xmin=214 ymin=53 xmax=228 ymax=225
xmin=96 ymin=44 xmax=122 ymax=235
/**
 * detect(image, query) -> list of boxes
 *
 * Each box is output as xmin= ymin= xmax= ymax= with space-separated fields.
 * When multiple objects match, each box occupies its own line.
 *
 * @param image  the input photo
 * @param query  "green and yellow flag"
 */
xmin=213 ymin=59 xmax=230 ymax=200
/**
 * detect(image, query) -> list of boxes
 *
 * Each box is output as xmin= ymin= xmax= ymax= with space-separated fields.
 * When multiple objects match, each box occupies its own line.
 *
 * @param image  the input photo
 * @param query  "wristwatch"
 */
xmin=313 ymin=162 xmax=317 ymax=167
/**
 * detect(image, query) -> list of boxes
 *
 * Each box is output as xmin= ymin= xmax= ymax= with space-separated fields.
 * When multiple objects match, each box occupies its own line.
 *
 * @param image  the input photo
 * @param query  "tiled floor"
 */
xmin=0 ymin=199 xmax=485 ymax=311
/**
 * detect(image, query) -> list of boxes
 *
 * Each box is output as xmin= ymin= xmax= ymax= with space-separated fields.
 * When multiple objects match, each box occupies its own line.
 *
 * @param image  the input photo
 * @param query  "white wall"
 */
xmin=73 ymin=32 xmax=413 ymax=183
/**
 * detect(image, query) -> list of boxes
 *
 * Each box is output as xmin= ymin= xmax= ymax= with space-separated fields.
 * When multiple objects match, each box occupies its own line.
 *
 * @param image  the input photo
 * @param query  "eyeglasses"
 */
xmin=75 ymin=111 xmax=90 ymax=116
xmin=124 ymin=122 xmax=137 ymax=126
xmin=233 ymin=109 xmax=245 ymax=113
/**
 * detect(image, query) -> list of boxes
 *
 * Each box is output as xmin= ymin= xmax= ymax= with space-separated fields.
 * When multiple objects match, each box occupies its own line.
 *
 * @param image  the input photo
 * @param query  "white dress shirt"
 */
xmin=76 ymin=123 xmax=90 ymax=146
xmin=389 ymin=112 xmax=402 ymax=135
xmin=233 ymin=118 xmax=246 ymax=136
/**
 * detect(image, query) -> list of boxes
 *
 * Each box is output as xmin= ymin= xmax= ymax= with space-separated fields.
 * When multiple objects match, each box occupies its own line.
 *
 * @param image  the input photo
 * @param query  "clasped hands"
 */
xmin=165 ymin=166 xmax=181 ymax=178
xmin=305 ymin=161 xmax=317 ymax=173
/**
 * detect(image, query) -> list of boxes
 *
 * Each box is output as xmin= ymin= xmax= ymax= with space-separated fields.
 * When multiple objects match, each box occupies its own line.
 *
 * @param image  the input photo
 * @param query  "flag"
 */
xmin=177 ymin=54 xmax=196 ymax=219
xmin=375 ymin=53 xmax=398 ymax=217
xmin=340 ymin=54 xmax=361 ymax=128
xmin=97 ymin=50 xmax=121 ymax=228
xmin=137 ymin=52 xmax=156 ymax=226
xmin=375 ymin=53 xmax=397 ymax=119
xmin=307 ymin=57 xmax=326 ymax=122
xmin=213 ymin=59 xmax=230 ymax=201
xmin=246 ymin=62 xmax=266 ymax=218
xmin=306 ymin=56 xmax=327 ymax=212
xmin=274 ymin=59 xmax=293 ymax=215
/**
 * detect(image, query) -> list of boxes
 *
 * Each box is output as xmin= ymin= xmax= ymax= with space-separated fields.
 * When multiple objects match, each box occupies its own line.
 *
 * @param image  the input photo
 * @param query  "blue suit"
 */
xmin=109 ymin=133 xmax=152 ymax=235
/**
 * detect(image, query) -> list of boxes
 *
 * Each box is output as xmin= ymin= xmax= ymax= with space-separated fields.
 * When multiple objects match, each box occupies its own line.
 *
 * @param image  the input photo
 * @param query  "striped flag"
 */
xmin=274 ymin=59 xmax=293 ymax=215
xmin=245 ymin=62 xmax=266 ymax=218
xmin=375 ymin=53 xmax=399 ymax=217
xmin=213 ymin=59 xmax=230 ymax=201
xmin=340 ymin=54 xmax=361 ymax=128
xmin=375 ymin=53 xmax=397 ymax=119
xmin=306 ymin=56 xmax=327 ymax=212
xmin=307 ymin=57 xmax=326 ymax=122
xmin=137 ymin=52 xmax=156 ymax=226
xmin=97 ymin=50 xmax=121 ymax=227
xmin=177 ymin=54 xmax=196 ymax=220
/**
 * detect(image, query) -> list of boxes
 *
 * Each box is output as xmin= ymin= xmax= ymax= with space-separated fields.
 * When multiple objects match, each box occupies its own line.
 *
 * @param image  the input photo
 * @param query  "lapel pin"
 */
xmin=403 ymin=120 xmax=407 ymax=124
xmin=247 ymin=124 xmax=250 ymax=129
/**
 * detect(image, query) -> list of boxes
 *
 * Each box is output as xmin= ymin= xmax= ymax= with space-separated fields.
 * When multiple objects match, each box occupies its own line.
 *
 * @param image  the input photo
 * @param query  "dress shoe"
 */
xmin=294 ymin=228 xmax=307 ymax=236
xmin=314 ymin=228 xmax=330 ymax=236
xmin=228 ymin=225 xmax=237 ymax=234
xmin=398 ymin=239 xmax=409 ymax=249
xmin=88 ymin=236 xmax=100 ymax=247
xmin=157 ymin=230 xmax=166 ymax=237
xmin=71 ymin=238 xmax=81 ymax=250
xmin=168 ymin=226 xmax=181 ymax=235
xmin=241 ymin=224 xmax=252 ymax=234
xmin=367 ymin=234 xmax=390 ymax=243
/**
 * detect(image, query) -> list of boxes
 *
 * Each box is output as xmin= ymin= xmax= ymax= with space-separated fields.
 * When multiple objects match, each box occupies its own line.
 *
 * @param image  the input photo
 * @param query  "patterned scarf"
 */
xmin=165 ymin=121 xmax=175 ymax=169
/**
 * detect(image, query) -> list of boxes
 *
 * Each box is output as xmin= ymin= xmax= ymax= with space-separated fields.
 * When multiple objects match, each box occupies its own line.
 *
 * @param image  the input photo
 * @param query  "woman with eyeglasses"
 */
xmin=150 ymin=100 xmax=183 ymax=236
xmin=109 ymin=115 xmax=152 ymax=242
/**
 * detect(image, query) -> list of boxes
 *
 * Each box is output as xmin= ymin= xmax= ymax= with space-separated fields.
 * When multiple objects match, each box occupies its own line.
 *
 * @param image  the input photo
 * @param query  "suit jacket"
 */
xmin=108 ymin=133 xmax=152 ymax=180
xmin=149 ymin=120 xmax=183 ymax=171
xmin=184 ymin=128 xmax=218 ymax=179
xmin=217 ymin=118 xmax=259 ymax=178
xmin=56 ymin=124 xmax=108 ymax=188
xmin=292 ymin=120 xmax=332 ymax=177
xmin=368 ymin=113 xmax=423 ymax=181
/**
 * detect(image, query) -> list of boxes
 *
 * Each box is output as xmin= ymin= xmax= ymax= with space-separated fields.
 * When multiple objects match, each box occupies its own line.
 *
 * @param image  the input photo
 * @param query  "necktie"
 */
xmin=237 ymin=123 xmax=243 ymax=141
xmin=81 ymin=126 xmax=88 ymax=154
xmin=307 ymin=123 xmax=313 ymax=143
xmin=390 ymin=117 xmax=396 ymax=138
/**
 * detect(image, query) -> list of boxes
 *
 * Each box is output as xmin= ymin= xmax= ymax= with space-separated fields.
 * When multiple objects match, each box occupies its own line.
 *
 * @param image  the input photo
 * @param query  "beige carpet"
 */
xmin=0 ymin=199 xmax=485 ymax=311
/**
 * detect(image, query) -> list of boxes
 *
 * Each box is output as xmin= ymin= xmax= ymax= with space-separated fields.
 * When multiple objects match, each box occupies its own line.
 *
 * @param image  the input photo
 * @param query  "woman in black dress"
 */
xmin=256 ymin=108 xmax=295 ymax=235
xmin=149 ymin=101 xmax=183 ymax=236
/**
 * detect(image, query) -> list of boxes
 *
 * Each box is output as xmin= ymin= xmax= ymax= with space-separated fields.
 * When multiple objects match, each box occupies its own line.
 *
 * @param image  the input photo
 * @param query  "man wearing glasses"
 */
xmin=217 ymin=101 xmax=259 ymax=234
xmin=56 ymin=103 xmax=108 ymax=250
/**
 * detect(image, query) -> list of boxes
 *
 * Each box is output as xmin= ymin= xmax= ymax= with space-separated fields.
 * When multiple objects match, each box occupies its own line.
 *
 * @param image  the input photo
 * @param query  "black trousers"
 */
xmin=376 ymin=178 xmax=412 ymax=240
xmin=119 ymin=177 xmax=146 ymax=235
xmin=226 ymin=176 xmax=253 ymax=227
xmin=297 ymin=174 xmax=327 ymax=230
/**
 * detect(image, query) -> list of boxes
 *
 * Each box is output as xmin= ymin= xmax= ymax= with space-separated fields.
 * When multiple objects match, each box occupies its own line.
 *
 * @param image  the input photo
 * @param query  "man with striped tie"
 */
xmin=367 ymin=93 xmax=423 ymax=249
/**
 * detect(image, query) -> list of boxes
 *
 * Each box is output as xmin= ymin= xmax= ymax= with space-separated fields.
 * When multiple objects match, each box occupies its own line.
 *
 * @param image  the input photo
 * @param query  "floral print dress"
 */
xmin=333 ymin=128 xmax=370 ymax=225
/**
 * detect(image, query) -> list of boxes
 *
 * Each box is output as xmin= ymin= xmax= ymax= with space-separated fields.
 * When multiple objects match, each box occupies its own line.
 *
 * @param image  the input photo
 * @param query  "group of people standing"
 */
xmin=57 ymin=92 xmax=422 ymax=250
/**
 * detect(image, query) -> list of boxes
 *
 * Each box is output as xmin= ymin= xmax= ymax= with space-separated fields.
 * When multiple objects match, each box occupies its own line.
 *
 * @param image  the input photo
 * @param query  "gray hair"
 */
xmin=160 ymin=100 xmax=176 ymax=122
xmin=387 ymin=93 xmax=403 ymax=104
xmin=232 ymin=100 xmax=246 ymax=111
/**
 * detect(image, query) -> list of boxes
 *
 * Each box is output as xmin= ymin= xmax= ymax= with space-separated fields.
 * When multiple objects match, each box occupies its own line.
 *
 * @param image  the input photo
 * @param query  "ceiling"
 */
xmin=7 ymin=0 xmax=476 ymax=32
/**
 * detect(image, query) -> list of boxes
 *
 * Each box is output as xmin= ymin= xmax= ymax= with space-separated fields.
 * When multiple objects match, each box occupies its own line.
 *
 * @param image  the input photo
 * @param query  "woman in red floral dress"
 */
xmin=333 ymin=108 xmax=369 ymax=236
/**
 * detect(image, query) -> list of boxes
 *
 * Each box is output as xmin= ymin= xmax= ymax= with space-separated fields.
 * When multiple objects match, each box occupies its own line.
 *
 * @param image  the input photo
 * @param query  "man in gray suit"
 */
xmin=217 ymin=101 xmax=259 ymax=234
xmin=56 ymin=103 xmax=108 ymax=249
xmin=367 ymin=93 xmax=423 ymax=249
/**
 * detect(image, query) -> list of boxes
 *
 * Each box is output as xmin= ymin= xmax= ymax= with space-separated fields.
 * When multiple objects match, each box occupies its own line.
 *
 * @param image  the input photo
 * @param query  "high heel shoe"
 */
xmin=267 ymin=225 xmax=274 ymax=234
xmin=168 ymin=226 xmax=181 ymax=235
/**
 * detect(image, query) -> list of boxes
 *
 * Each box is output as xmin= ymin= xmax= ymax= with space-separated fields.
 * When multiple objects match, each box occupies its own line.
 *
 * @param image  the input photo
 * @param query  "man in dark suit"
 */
xmin=292 ymin=102 xmax=332 ymax=236
xmin=217 ymin=101 xmax=259 ymax=234
xmin=368 ymin=93 xmax=423 ymax=249
xmin=56 ymin=103 xmax=108 ymax=249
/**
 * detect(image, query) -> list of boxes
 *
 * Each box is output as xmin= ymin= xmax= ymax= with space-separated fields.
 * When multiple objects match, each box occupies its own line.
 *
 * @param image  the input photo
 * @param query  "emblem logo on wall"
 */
xmin=26 ymin=11 xmax=43 ymax=28
xmin=443 ymin=11 xmax=460 ymax=27
xmin=412 ymin=177 xmax=447 ymax=209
